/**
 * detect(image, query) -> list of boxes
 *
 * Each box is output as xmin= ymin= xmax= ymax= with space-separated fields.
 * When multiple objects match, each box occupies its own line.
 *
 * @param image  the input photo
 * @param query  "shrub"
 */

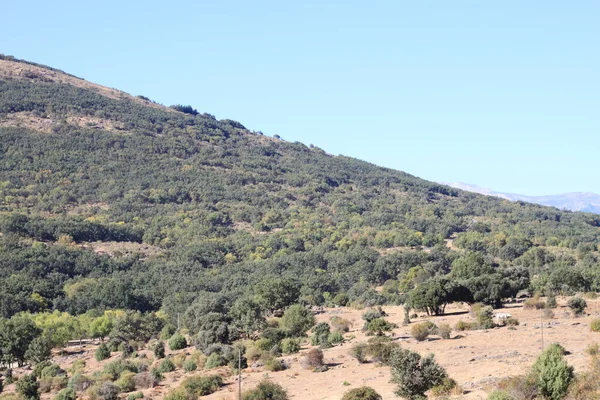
xmin=366 ymin=337 xmax=399 ymax=365
xmin=280 ymin=338 xmax=301 ymax=354
xmin=436 ymin=323 xmax=452 ymax=339
xmin=95 ymin=343 xmax=111 ymax=362
xmin=350 ymin=343 xmax=368 ymax=363
xmin=242 ymin=380 xmax=288 ymax=400
xmin=157 ymin=358 xmax=176 ymax=373
xmin=301 ymin=348 xmax=324 ymax=369
xmin=183 ymin=360 xmax=197 ymax=372
xmin=524 ymin=296 xmax=546 ymax=310
xmin=32 ymin=361 xmax=53 ymax=378
xmin=205 ymin=353 xmax=226 ymax=369
xmin=150 ymin=368 xmax=163 ymax=383
xmin=160 ymin=325 xmax=177 ymax=340
xmin=172 ymin=353 xmax=187 ymax=368
xmin=69 ymin=359 xmax=86 ymax=375
xmin=264 ymin=357 xmax=286 ymax=372
xmin=116 ymin=371 xmax=136 ymax=393
xmin=189 ymin=350 xmax=206 ymax=368
xmin=181 ymin=375 xmax=223 ymax=396
xmin=16 ymin=374 xmax=39 ymax=400
xmin=51 ymin=376 xmax=68 ymax=392
xmin=411 ymin=322 xmax=434 ymax=342
xmin=455 ymin=320 xmax=477 ymax=331
xmin=168 ymin=333 xmax=187 ymax=351
xmin=366 ymin=318 xmax=396 ymax=336
xmin=543 ymin=308 xmax=555 ymax=319
xmin=532 ymin=343 xmax=574 ymax=400
xmin=591 ymin=319 xmax=600 ymax=332
xmin=330 ymin=316 xmax=352 ymax=332
xmin=586 ymin=342 xmax=599 ymax=356
xmin=487 ymin=391 xmax=513 ymax=400
xmin=53 ymin=388 xmax=76 ymax=400
xmin=127 ymin=392 xmax=144 ymax=400
xmin=546 ymin=294 xmax=557 ymax=308
xmin=341 ymin=386 xmax=382 ymax=400
xmin=280 ymin=305 xmax=316 ymax=337
xmin=133 ymin=372 xmax=156 ymax=389
xmin=328 ymin=331 xmax=345 ymax=344
xmin=389 ymin=348 xmax=447 ymax=400
xmin=311 ymin=322 xmax=331 ymax=347
xmin=98 ymin=382 xmax=120 ymax=400
xmin=103 ymin=360 xmax=138 ymax=380
xmin=68 ymin=374 xmax=93 ymax=393
xmin=585 ymin=292 xmax=598 ymax=299
xmin=475 ymin=305 xmax=495 ymax=329
xmin=567 ymin=297 xmax=587 ymax=316
xmin=152 ymin=341 xmax=165 ymax=359
xmin=430 ymin=377 xmax=459 ymax=397
xmin=505 ymin=317 xmax=520 ymax=327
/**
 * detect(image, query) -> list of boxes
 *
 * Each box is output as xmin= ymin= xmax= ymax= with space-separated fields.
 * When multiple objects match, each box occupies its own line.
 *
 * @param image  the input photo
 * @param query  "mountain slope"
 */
xmin=447 ymin=182 xmax=600 ymax=214
xmin=1 ymin=55 xmax=600 ymax=321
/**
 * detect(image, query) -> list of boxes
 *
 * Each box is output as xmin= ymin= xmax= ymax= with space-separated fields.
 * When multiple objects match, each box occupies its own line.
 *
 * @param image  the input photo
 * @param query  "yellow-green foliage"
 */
xmin=590 ymin=319 xmax=600 ymax=332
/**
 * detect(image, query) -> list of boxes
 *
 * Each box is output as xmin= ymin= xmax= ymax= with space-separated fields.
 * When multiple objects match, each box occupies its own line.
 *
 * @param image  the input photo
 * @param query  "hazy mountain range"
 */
xmin=446 ymin=182 xmax=600 ymax=214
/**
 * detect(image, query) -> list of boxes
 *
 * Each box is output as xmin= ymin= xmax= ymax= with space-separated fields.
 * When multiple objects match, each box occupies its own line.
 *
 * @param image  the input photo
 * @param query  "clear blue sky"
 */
xmin=2 ymin=1 xmax=599 ymax=195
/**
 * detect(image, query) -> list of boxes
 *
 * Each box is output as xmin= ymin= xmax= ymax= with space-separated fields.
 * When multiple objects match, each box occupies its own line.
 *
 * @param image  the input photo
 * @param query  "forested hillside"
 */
xmin=1 ymin=53 xmax=600 ymax=329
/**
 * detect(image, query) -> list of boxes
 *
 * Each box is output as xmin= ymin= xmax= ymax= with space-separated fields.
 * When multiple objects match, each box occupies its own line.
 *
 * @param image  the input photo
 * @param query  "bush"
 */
xmin=532 ymin=343 xmax=574 ymax=400
xmin=242 ymin=380 xmax=288 ymax=400
xmin=127 ymin=392 xmax=144 ymax=400
xmin=40 ymin=364 xmax=65 ymax=379
xmin=586 ymin=342 xmax=599 ymax=356
xmin=475 ymin=305 xmax=494 ymax=329
xmin=341 ymin=386 xmax=382 ymax=400
xmin=280 ymin=304 xmax=315 ymax=337
xmin=98 ymin=382 xmax=120 ymax=400
xmin=181 ymin=375 xmax=223 ymax=396
xmin=280 ymin=338 xmax=301 ymax=354
xmin=152 ymin=340 xmax=165 ymax=359
xmin=430 ymin=377 xmax=459 ymax=397
xmin=183 ymin=360 xmax=197 ymax=372
xmin=366 ymin=337 xmax=399 ymax=365
xmin=487 ymin=391 xmax=513 ymax=400
xmin=330 ymin=316 xmax=352 ymax=332
xmin=205 ymin=352 xmax=226 ymax=369
xmin=524 ymin=296 xmax=546 ymax=310
xmin=567 ymin=297 xmax=587 ymax=316
xmin=157 ymin=358 xmax=176 ymax=373
xmin=116 ymin=371 xmax=136 ymax=393
xmin=95 ymin=343 xmax=111 ymax=361
xmin=328 ymin=330 xmax=345 ymax=344
xmin=301 ymin=348 xmax=324 ymax=369
xmin=68 ymin=374 xmax=93 ymax=393
xmin=389 ymin=348 xmax=447 ymax=400
xmin=411 ymin=322 xmax=434 ymax=342
xmin=366 ymin=318 xmax=396 ymax=336
xmin=160 ymin=325 xmax=176 ymax=340
xmin=311 ymin=322 xmax=331 ymax=347
xmin=133 ymin=372 xmax=156 ymax=389
xmin=16 ymin=374 xmax=39 ymax=400
xmin=172 ymin=353 xmax=187 ymax=368
xmin=350 ymin=343 xmax=368 ymax=363
xmin=69 ymin=359 xmax=86 ymax=375
xmin=103 ymin=360 xmax=138 ymax=380
xmin=505 ymin=317 xmax=520 ymax=327
xmin=436 ymin=323 xmax=452 ymax=339
xmin=542 ymin=308 xmax=555 ymax=319
xmin=264 ymin=357 xmax=286 ymax=372
xmin=546 ymin=294 xmax=557 ymax=308
xmin=53 ymin=388 xmax=76 ymax=400
xmin=168 ymin=333 xmax=187 ymax=351
xmin=455 ymin=320 xmax=477 ymax=331
xmin=591 ymin=319 xmax=600 ymax=332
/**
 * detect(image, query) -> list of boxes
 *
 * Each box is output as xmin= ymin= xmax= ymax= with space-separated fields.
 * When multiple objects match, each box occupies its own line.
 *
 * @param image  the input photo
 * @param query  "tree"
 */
xmin=0 ymin=315 xmax=42 ymax=366
xmin=532 ymin=344 xmax=573 ymax=400
xmin=389 ymin=348 xmax=447 ymax=400
xmin=25 ymin=335 xmax=52 ymax=364
xmin=109 ymin=311 xmax=163 ymax=344
xmin=89 ymin=315 xmax=114 ymax=341
xmin=95 ymin=343 xmax=111 ymax=361
xmin=280 ymin=304 xmax=315 ymax=337
xmin=242 ymin=380 xmax=288 ymax=400
xmin=567 ymin=297 xmax=587 ymax=317
xmin=229 ymin=298 xmax=266 ymax=338
xmin=16 ymin=373 xmax=40 ymax=400
xmin=406 ymin=277 xmax=471 ymax=316
xmin=168 ymin=333 xmax=187 ymax=350
xmin=254 ymin=278 xmax=300 ymax=313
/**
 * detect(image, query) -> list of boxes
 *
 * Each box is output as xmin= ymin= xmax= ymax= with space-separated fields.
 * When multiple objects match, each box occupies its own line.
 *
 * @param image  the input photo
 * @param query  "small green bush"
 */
xmin=160 ymin=325 xmax=177 ymax=340
xmin=53 ymin=388 xmax=76 ymax=400
xmin=168 ymin=333 xmax=187 ymax=351
xmin=436 ymin=323 xmax=452 ymax=339
xmin=181 ymin=375 xmax=223 ymax=396
xmin=157 ymin=358 xmax=176 ymax=373
xmin=366 ymin=318 xmax=395 ymax=336
xmin=350 ymin=343 xmax=368 ymax=363
xmin=366 ymin=337 xmax=399 ymax=365
xmin=590 ymin=319 xmax=600 ymax=332
xmin=505 ymin=317 xmax=520 ymax=327
xmin=567 ymin=297 xmax=587 ymax=316
xmin=301 ymin=348 xmax=324 ymax=369
xmin=205 ymin=353 xmax=226 ymax=369
xmin=95 ymin=343 xmax=111 ymax=362
xmin=116 ymin=371 xmax=136 ymax=393
xmin=411 ymin=322 xmax=433 ymax=342
xmin=126 ymin=392 xmax=144 ymax=400
xmin=264 ymin=357 xmax=286 ymax=372
xmin=330 ymin=316 xmax=352 ymax=332
xmin=532 ymin=343 xmax=573 ymax=400
xmin=487 ymin=390 xmax=513 ymax=400
xmin=341 ymin=386 xmax=382 ymax=400
xmin=455 ymin=320 xmax=477 ymax=331
xmin=586 ymin=342 xmax=599 ymax=356
xmin=546 ymin=294 xmax=557 ymax=308
xmin=183 ymin=360 xmax=197 ymax=372
xmin=242 ymin=380 xmax=288 ymax=400
xmin=328 ymin=330 xmax=345 ymax=344
xmin=16 ymin=374 xmax=40 ymax=400
xmin=280 ymin=338 xmax=301 ymax=354
xmin=40 ymin=364 xmax=65 ymax=379
xmin=430 ymin=377 xmax=459 ymax=396
xmin=68 ymin=374 xmax=93 ymax=393
xmin=152 ymin=341 xmax=165 ymax=359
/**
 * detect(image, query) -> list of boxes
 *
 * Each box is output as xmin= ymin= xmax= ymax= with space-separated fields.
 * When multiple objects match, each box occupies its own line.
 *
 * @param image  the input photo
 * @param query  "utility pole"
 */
xmin=177 ymin=313 xmax=180 ymax=331
xmin=540 ymin=307 xmax=544 ymax=350
xmin=238 ymin=348 xmax=242 ymax=400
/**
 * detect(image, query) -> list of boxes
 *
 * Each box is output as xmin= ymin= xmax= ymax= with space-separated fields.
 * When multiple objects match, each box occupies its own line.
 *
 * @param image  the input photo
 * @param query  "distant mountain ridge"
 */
xmin=446 ymin=182 xmax=600 ymax=214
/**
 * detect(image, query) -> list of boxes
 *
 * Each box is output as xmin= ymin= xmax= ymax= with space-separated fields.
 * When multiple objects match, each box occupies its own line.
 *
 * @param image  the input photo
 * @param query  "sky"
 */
xmin=2 ymin=1 xmax=599 ymax=195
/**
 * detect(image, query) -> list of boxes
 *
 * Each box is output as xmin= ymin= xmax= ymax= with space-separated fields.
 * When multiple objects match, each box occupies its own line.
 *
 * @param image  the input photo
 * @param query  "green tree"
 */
xmin=254 ymin=278 xmax=300 ymax=313
xmin=229 ymin=298 xmax=266 ymax=338
xmin=16 ymin=373 xmax=40 ymax=400
xmin=25 ymin=335 xmax=53 ymax=364
xmin=0 ymin=315 xmax=42 ymax=366
xmin=532 ymin=344 xmax=574 ymax=400
xmin=389 ymin=348 xmax=447 ymax=400
xmin=280 ymin=304 xmax=315 ymax=337
xmin=95 ymin=343 xmax=111 ymax=361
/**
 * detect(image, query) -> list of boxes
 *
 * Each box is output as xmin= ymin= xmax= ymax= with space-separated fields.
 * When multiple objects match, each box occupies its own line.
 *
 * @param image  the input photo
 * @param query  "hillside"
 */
xmin=1 ymin=54 xmax=600 ymax=320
